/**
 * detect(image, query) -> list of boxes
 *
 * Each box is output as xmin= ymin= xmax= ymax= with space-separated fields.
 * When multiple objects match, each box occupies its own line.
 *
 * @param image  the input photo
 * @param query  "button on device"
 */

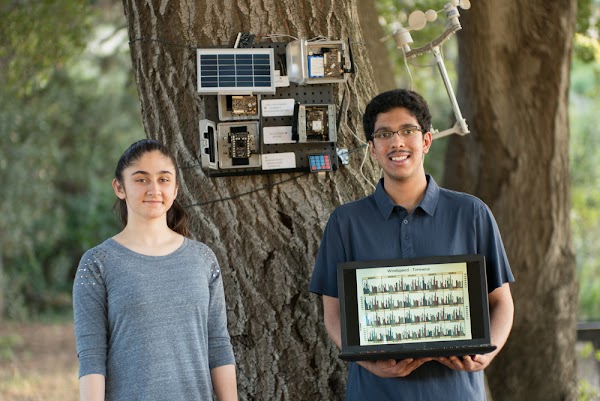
xmin=308 ymin=154 xmax=332 ymax=172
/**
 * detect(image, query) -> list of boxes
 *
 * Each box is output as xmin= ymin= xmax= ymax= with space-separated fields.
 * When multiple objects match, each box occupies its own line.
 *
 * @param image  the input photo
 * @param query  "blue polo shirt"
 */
xmin=309 ymin=175 xmax=514 ymax=401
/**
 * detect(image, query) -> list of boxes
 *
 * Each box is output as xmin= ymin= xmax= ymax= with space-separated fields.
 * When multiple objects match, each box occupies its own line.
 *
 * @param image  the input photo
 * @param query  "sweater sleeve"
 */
xmin=72 ymin=249 xmax=109 ymax=378
xmin=206 ymin=252 xmax=236 ymax=369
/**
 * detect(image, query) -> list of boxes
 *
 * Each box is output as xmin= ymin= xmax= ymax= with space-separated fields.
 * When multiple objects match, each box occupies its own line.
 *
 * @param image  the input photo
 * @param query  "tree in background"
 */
xmin=0 ymin=1 xmax=143 ymax=319
xmin=445 ymin=1 xmax=578 ymax=400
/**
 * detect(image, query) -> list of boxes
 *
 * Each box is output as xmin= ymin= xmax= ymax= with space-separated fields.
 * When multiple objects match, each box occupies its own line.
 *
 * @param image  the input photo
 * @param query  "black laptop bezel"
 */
xmin=337 ymin=254 xmax=494 ymax=361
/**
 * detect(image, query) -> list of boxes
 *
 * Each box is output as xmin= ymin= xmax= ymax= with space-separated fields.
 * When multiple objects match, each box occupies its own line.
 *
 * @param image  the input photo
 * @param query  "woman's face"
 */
xmin=112 ymin=150 xmax=178 ymax=224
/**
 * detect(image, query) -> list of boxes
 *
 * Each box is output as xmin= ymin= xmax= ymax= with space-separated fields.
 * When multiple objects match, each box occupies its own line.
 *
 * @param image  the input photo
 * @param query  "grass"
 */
xmin=0 ymin=320 xmax=79 ymax=401
xmin=0 ymin=334 xmax=24 ymax=361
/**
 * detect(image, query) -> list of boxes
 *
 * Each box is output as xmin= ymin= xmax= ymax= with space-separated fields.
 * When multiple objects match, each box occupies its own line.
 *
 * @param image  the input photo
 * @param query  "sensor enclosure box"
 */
xmin=200 ymin=120 xmax=261 ymax=170
xmin=297 ymin=104 xmax=337 ymax=143
xmin=286 ymin=39 xmax=348 ymax=85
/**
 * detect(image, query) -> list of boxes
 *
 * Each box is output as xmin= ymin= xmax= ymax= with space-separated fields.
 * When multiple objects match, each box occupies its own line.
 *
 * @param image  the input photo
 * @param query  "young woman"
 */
xmin=73 ymin=139 xmax=237 ymax=401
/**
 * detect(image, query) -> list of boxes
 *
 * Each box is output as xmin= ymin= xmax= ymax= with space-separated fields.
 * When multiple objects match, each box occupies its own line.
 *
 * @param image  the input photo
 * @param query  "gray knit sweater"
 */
xmin=73 ymin=237 xmax=235 ymax=401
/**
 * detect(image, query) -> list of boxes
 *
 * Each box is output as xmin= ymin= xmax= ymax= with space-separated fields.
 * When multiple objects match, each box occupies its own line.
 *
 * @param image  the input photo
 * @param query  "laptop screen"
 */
xmin=337 ymin=254 xmax=494 ymax=361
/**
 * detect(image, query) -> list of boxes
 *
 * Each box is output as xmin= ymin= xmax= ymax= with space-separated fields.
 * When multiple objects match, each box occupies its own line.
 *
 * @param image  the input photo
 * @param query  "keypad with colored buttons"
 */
xmin=308 ymin=154 xmax=332 ymax=172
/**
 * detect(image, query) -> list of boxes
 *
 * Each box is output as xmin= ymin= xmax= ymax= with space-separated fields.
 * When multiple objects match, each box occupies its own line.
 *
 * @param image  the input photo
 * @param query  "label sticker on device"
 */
xmin=261 ymin=99 xmax=295 ymax=117
xmin=263 ymin=126 xmax=294 ymax=144
xmin=261 ymin=152 xmax=296 ymax=170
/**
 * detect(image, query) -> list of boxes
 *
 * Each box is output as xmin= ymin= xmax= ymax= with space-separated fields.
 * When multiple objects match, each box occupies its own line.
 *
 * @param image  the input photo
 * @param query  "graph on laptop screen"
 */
xmin=356 ymin=262 xmax=473 ymax=346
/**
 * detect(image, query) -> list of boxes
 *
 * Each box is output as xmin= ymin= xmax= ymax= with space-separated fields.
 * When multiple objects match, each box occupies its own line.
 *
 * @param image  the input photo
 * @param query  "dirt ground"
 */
xmin=1 ymin=322 xmax=599 ymax=401
xmin=0 ymin=322 xmax=79 ymax=401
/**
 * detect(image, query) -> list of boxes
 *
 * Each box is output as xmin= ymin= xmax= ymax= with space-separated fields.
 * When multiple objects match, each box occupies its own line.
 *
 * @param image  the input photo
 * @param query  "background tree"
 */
xmin=121 ymin=0 xmax=380 ymax=399
xmin=357 ymin=0 xmax=395 ymax=93
xmin=445 ymin=1 xmax=579 ymax=400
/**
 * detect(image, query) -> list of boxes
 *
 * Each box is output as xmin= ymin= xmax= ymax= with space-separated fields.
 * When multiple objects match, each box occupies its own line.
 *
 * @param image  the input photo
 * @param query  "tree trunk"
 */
xmin=447 ymin=2 xmax=579 ymax=400
xmin=0 ymin=254 xmax=4 ymax=320
xmin=121 ymin=0 xmax=381 ymax=399
xmin=356 ymin=0 xmax=395 ymax=92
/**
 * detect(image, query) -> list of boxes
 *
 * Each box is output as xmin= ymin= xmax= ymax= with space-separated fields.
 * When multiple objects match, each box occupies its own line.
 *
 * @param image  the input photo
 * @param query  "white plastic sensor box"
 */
xmin=286 ymin=39 xmax=349 ymax=85
xmin=200 ymin=119 xmax=261 ymax=170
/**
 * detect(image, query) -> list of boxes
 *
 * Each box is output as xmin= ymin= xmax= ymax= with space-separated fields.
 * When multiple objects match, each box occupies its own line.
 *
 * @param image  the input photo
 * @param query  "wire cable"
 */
xmin=260 ymin=33 xmax=300 ymax=42
xmin=401 ymin=46 xmax=415 ymax=91
xmin=182 ymin=173 xmax=308 ymax=208
xmin=341 ymin=77 xmax=376 ymax=191
xmin=128 ymin=37 xmax=197 ymax=50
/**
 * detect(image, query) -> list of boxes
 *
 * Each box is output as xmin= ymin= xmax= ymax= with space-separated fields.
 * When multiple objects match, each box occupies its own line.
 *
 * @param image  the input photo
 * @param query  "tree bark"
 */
xmin=356 ymin=0 xmax=395 ymax=92
xmin=121 ymin=0 xmax=380 ymax=399
xmin=447 ymin=2 xmax=578 ymax=400
xmin=0 ymin=255 xmax=4 ymax=320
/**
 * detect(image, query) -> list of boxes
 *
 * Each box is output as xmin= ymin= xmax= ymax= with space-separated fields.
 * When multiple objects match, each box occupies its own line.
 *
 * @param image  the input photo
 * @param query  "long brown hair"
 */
xmin=113 ymin=139 xmax=190 ymax=237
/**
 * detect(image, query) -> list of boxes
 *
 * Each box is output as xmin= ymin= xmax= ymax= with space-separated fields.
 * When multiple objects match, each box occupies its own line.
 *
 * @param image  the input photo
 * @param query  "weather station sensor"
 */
xmin=286 ymin=39 xmax=352 ymax=85
xmin=197 ymin=36 xmax=348 ymax=177
xmin=383 ymin=0 xmax=473 ymax=139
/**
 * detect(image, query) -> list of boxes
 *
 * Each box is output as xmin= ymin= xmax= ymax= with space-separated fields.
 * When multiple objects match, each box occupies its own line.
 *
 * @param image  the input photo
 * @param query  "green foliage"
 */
xmin=569 ymin=54 xmax=600 ymax=321
xmin=579 ymin=341 xmax=595 ymax=358
xmin=575 ymin=0 xmax=600 ymax=65
xmin=577 ymin=0 xmax=594 ymax=33
xmin=578 ymin=379 xmax=600 ymax=401
xmin=573 ymin=34 xmax=600 ymax=64
xmin=0 ymin=0 xmax=92 ymax=96
xmin=577 ymin=0 xmax=600 ymax=38
xmin=0 ymin=3 xmax=144 ymax=319
xmin=0 ymin=334 xmax=24 ymax=361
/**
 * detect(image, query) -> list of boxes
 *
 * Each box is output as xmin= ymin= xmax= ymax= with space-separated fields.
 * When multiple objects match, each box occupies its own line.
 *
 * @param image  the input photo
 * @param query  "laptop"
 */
xmin=337 ymin=254 xmax=496 ymax=361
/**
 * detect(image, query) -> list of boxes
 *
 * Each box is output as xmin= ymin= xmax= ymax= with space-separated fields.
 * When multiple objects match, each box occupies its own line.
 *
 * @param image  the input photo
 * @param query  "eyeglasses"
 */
xmin=372 ymin=125 xmax=423 ymax=140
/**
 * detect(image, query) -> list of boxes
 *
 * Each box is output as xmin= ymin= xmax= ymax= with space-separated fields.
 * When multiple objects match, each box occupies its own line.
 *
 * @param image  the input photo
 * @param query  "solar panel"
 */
xmin=197 ymin=48 xmax=276 ymax=94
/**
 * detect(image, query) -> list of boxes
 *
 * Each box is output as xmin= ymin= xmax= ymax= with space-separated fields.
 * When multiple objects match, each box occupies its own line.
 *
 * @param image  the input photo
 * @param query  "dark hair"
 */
xmin=362 ymin=89 xmax=432 ymax=141
xmin=113 ymin=139 xmax=190 ymax=237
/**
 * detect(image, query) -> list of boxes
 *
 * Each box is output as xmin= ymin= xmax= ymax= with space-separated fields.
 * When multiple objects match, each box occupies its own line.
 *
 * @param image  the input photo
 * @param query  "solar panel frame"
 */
xmin=197 ymin=48 xmax=276 ymax=94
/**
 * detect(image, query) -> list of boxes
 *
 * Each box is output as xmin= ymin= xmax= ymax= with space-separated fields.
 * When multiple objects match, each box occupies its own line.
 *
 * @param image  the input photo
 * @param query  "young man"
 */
xmin=309 ymin=89 xmax=514 ymax=400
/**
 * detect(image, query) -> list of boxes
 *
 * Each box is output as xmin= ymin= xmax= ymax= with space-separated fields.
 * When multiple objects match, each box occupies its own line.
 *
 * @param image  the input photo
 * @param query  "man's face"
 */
xmin=369 ymin=107 xmax=432 ymax=184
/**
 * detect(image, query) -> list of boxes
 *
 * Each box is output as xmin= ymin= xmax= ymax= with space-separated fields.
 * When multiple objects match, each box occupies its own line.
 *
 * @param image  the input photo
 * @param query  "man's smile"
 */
xmin=388 ymin=151 xmax=411 ymax=162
